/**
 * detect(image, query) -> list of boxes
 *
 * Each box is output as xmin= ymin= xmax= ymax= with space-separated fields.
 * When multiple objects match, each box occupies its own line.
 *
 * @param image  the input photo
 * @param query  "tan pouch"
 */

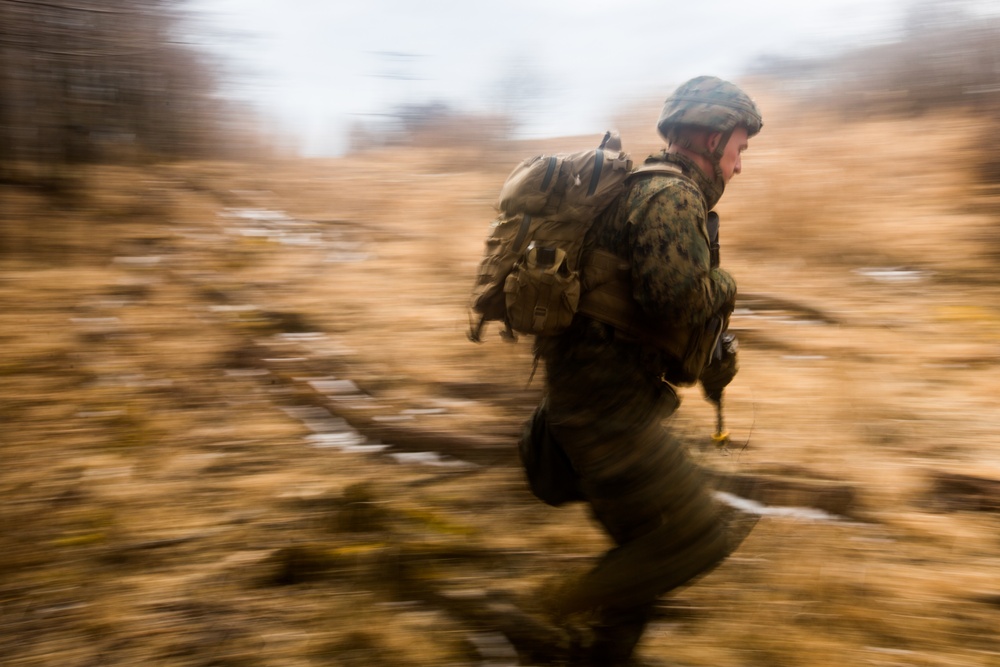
xmin=503 ymin=242 xmax=581 ymax=336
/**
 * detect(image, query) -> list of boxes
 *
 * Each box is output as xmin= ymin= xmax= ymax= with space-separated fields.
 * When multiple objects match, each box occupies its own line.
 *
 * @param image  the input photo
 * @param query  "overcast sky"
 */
xmin=183 ymin=0 xmax=995 ymax=156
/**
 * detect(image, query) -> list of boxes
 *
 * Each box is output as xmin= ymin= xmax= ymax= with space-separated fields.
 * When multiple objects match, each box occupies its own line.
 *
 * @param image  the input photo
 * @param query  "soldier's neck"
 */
xmin=665 ymin=145 xmax=714 ymax=183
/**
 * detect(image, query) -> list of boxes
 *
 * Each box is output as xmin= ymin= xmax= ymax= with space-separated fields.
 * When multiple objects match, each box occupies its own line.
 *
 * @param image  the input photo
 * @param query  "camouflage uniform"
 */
xmin=532 ymin=77 xmax=762 ymax=665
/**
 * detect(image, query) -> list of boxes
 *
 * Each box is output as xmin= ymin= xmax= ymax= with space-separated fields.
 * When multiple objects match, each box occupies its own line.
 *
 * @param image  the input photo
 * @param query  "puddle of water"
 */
xmin=280 ymin=406 xmax=349 ymax=432
xmin=277 ymin=233 xmax=324 ymax=246
xmin=305 ymin=432 xmax=375 ymax=450
xmin=714 ymin=490 xmax=841 ymax=522
xmin=276 ymin=332 xmax=327 ymax=342
xmin=306 ymin=378 xmax=362 ymax=395
xmin=401 ymin=408 xmax=448 ymax=416
xmin=283 ymin=406 xmax=390 ymax=454
xmin=220 ymin=207 xmax=370 ymax=258
xmin=330 ymin=395 xmax=379 ymax=408
xmin=855 ymin=267 xmax=927 ymax=283
xmin=220 ymin=208 xmax=290 ymax=222
xmin=389 ymin=451 xmax=473 ymax=468
xmin=232 ymin=227 xmax=271 ymax=238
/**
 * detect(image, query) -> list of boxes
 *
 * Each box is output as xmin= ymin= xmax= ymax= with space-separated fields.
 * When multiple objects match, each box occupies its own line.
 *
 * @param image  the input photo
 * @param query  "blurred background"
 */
xmin=2 ymin=0 xmax=999 ymax=162
xmin=3 ymin=2 xmax=1000 ymax=666
xmin=188 ymin=0 xmax=1000 ymax=156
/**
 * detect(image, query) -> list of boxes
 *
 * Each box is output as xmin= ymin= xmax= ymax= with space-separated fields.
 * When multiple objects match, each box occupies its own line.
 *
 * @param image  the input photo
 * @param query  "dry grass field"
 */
xmin=2 ymin=85 xmax=1000 ymax=666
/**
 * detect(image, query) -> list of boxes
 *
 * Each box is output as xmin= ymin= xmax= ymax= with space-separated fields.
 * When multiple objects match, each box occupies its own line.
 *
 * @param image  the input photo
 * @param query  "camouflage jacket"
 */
xmin=591 ymin=151 xmax=736 ymax=328
xmin=536 ymin=151 xmax=736 ymax=383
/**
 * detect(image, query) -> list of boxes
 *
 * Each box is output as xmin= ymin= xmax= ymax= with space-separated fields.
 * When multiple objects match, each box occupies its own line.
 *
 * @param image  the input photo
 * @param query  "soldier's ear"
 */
xmin=706 ymin=132 xmax=723 ymax=152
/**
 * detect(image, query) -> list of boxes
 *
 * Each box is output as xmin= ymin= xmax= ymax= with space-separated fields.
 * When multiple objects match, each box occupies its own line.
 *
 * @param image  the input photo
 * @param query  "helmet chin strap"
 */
xmin=707 ymin=127 xmax=734 ymax=181
xmin=667 ymin=125 xmax=734 ymax=209
xmin=700 ymin=127 xmax=733 ymax=209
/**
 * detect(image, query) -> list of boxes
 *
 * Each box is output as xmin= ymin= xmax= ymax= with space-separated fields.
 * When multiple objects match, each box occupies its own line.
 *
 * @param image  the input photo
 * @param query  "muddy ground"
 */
xmin=2 ymin=93 xmax=1000 ymax=666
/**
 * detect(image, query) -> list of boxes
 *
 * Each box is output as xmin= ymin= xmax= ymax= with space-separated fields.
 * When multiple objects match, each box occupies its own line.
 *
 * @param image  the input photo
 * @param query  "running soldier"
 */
xmin=527 ymin=75 xmax=763 ymax=666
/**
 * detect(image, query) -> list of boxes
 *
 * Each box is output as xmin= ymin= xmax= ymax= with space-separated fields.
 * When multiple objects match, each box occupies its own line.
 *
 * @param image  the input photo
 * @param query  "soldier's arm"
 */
xmin=626 ymin=181 xmax=736 ymax=328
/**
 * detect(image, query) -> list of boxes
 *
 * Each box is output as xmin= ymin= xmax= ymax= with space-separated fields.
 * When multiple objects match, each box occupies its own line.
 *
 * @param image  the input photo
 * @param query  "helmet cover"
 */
xmin=657 ymin=76 xmax=763 ymax=142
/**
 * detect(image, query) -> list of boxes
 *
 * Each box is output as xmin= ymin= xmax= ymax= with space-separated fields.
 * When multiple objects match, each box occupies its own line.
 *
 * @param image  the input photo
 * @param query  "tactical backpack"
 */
xmin=468 ymin=131 xmax=633 ymax=342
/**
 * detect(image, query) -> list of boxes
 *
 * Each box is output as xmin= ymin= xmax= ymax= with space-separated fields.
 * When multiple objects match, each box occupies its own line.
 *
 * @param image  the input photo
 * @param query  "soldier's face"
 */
xmin=717 ymin=126 xmax=750 ymax=183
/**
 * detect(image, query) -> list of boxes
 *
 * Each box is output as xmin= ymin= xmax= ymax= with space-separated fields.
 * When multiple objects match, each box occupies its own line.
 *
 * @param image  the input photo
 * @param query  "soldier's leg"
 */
xmin=548 ymin=413 xmax=730 ymax=664
xmin=540 ymin=347 xmax=730 ymax=662
xmin=553 ymin=492 xmax=728 ymax=666
xmin=583 ymin=600 xmax=658 ymax=665
xmin=558 ymin=510 xmax=729 ymax=616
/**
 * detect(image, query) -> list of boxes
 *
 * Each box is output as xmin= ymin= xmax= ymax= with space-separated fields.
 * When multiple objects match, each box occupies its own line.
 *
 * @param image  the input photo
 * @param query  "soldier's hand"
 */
xmin=701 ymin=332 xmax=739 ymax=404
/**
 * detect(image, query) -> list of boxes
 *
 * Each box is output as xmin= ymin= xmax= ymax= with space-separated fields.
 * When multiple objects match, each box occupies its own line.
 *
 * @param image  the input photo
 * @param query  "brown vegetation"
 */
xmin=3 ymin=5 xmax=1000 ymax=664
xmin=2 ymin=87 xmax=1000 ymax=664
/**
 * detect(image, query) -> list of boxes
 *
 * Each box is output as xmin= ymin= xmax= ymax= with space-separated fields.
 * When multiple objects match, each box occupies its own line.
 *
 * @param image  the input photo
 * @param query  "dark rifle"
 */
xmin=707 ymin=211 xmax=721 ymax=271
xmin=705 ymin=211 xmax=730 ymax=446
xmin=706 ymin=211 xmax=726 ymax=364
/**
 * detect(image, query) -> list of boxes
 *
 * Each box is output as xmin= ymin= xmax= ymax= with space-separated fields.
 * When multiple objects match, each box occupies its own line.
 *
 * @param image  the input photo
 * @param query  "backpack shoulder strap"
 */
xmin=628 ymin=161 xmax=683 ymax=179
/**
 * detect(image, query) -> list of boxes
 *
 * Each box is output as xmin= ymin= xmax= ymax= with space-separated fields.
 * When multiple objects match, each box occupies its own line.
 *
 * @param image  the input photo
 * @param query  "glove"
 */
xmin=700 ymin=332 xmax=739 ymax=404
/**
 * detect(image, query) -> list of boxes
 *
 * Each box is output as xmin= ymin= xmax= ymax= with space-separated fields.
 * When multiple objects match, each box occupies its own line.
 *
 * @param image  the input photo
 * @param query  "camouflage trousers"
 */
xmin=541 ymin=343 xmax=729 ymax=662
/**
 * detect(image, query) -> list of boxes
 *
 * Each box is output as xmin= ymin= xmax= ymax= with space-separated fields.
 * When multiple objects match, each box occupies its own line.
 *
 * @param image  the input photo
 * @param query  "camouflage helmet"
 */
xmin=657 ymin=76 xmax=762 ymax=143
